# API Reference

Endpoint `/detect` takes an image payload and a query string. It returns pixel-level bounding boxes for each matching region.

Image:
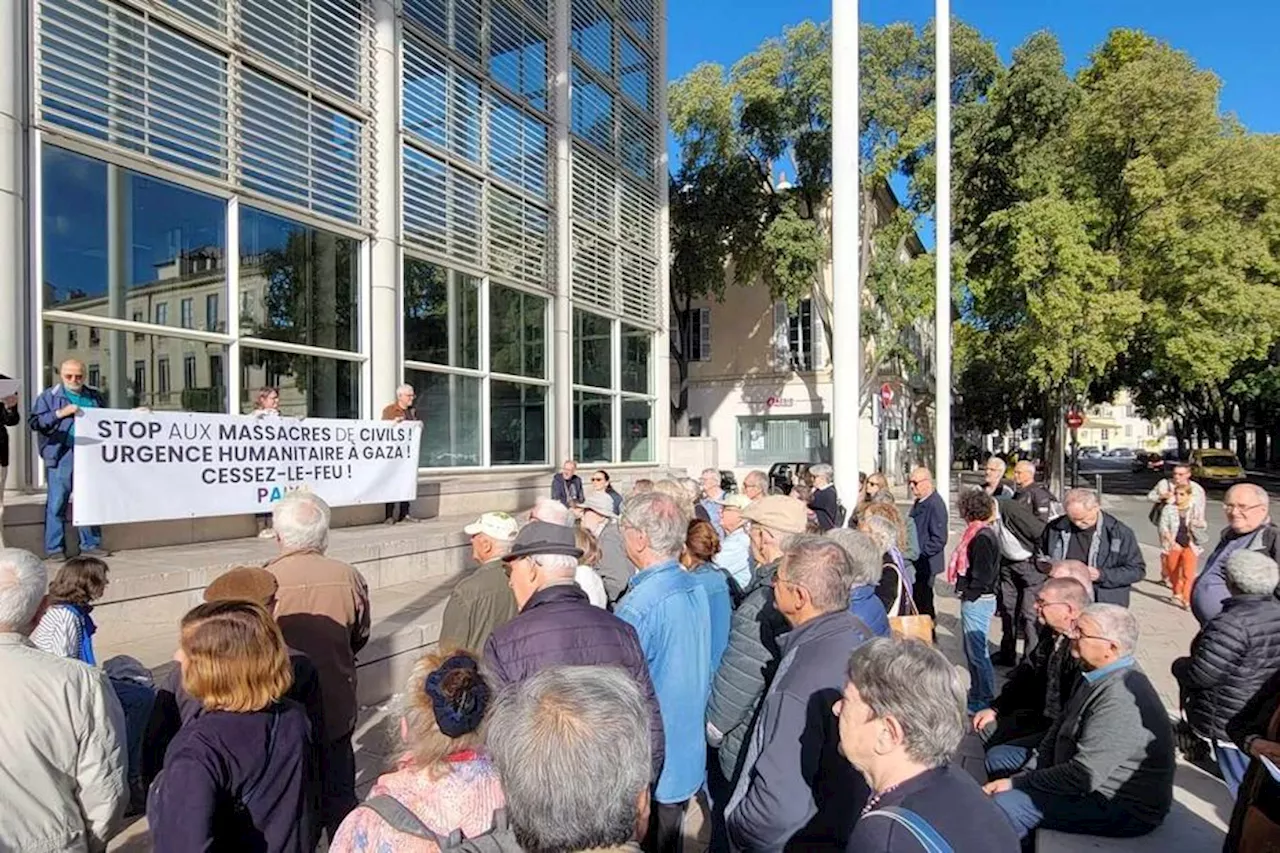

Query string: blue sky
[667,0,1280,135]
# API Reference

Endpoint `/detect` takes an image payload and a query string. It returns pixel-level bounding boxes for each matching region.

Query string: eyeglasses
[1034,598,1069,611]
[1072,629,1111,643]
[590,477,605,482]
[908,479,925,487]
[1223,503,1266,513]
[63,373,84,380]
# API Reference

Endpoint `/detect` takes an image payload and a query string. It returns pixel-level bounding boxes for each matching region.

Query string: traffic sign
[879,383,894,408]
[911,432,925,446]
[1066,410,1085,430]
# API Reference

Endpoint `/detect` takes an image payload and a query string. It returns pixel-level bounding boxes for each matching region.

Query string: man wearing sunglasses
[1191,483,1280,625]
[28,359,109,560]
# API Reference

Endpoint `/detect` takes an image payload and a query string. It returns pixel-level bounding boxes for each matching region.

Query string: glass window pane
[406,368,481,466]
[622,397,652,461]
[572,67,614,152]
[571,0,612,76]
[573,309,611,388]
[489,1,548,111]
[239,347,360,418]
[619,33,651,110]
[492,380,547,464]
[574,390,612,463]
[43,321,229,412]
[491,285,546,378]
[239,207,360,352]
[404,258,480,368]
[621,324,649,394]
[42,146,228,331]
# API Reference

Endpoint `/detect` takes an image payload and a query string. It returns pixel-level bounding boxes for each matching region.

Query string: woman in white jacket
[0,547,128,852]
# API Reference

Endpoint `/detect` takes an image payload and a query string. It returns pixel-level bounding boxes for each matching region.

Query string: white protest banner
[72,408,423,525]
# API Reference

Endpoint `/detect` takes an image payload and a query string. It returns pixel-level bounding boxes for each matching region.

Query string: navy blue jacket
[149,701,315,853]
[1191,523,1280,625]
[482,583,665,778]
[28,383,106,468]
[910,492,948,578]
[551,474,584,507]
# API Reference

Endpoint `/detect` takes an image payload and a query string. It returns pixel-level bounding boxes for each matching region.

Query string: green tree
[668,19,1000,431]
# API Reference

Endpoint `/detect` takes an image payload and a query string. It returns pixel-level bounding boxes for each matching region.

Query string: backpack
[360,795,522,852]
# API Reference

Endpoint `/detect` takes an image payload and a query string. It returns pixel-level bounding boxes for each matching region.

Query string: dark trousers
[320,733,358,839]
[998,561,1046,661]
[912,562,938,621]
[979,709,1050,752]
[384,501,410,521]
[643,796,688,853]
[705,748,732,853]
[993,785,1157,847]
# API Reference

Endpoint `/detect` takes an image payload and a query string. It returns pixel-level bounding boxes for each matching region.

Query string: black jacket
[990,626,1082,722]
[996,497,1046,557]
[809,486,839,532]
[1173,594,1280,742]
[956,527,1001,601]
[1041,512,1146,606]
[0,374,19,468]
[482,583,664,778]
[1016,482,1062,523]
[551,474,584,507]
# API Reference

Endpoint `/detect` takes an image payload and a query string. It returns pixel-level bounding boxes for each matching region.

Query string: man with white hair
[985,603,1174,843]
[983,456,1014,499]
[29,358,110,559]
[1041,489,1145,606]
[1174,550,1280,796]
[483,520,664,779]
[265,490,371,840]
[700,468,727,537]
[742,469,768,502]
[0,548,128,851]
[552,459,584,508]
[577,491,636,604]
[715,493,754,591]
[724,537,873,850]
[487,666,654,853]
[439,510,520,651]
[1192,482,1280,625]
[380,383,420,524]
[807,463,840,531]
[616,492,712,853]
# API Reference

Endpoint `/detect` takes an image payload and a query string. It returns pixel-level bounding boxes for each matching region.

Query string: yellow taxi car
[1189,448,1247,485]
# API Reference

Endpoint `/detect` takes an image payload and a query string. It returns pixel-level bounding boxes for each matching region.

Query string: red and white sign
[1066,410,1085,430]
[879,383,894,408]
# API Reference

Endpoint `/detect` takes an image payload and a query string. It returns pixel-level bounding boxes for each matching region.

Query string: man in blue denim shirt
[616,491,712,853]
[28,359,108,560]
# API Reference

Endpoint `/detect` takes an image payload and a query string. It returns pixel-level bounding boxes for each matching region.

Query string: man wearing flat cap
[482,520,665,780]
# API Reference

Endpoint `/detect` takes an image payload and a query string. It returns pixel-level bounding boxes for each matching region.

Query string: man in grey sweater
[983,603,1174,843]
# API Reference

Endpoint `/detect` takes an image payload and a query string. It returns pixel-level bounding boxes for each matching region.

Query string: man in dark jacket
[1012,461,1062,523]
[1040,489,1146,606]
[908,467,948,622]
[1191,483,1280,625]
[483,520,664,779]
[28,359,108,560]
[0,375,19,547]
[985,604,1174,842]
[807,464,840,531]
[724,536,872,851]
[707,496,810,784]
[1173,550,1280,797]
[994,497,1048,663]
[975,578,1088,758]
[551,459,585,508]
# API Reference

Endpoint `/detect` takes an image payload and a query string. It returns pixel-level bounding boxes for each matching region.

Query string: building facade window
[788,299,813,372]
[157,357,170,402]
[87,363,100,387]
[572,308,655,463]
[206,294,220,332]
[736,415,831,467]
[180,298,194,329]
[679,307,710,362]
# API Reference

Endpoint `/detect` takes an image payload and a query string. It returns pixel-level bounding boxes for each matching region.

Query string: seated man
[973,578,1088,756]
[984,604,1175,843]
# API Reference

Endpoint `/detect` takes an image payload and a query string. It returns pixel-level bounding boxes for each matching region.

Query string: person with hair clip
[149,600,315,852]
[330,650,505,852]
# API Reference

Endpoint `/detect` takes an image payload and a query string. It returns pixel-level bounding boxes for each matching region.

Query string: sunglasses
[591,477,605,482]
[908,479,924,486]
[63,373,84,380]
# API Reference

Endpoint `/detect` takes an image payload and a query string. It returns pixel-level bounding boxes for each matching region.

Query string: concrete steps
[91,513,481,706]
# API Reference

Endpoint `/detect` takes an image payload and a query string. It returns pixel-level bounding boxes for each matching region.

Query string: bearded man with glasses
[28,359,110,561]
[1192,483,1280,625]
[973,576,1089,760]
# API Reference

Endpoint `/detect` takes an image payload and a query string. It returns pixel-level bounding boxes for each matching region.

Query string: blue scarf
[64,603,97,665]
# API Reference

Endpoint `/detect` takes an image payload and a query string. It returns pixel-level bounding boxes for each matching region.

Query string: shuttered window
[571,66,614,154]
[571,227,616,313]
[489,0,548,111]
[571,144,615,234]
[619,249,656,324]
[570,0,612,77]
[490,97,548,198]
[619,32,651,111]
[238,0,366,101]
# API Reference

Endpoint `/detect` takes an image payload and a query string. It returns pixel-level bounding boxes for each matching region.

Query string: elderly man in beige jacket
[264,490,371,842]
[0,547,127,852]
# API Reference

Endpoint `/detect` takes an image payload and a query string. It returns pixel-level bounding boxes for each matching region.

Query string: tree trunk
[1045,389,1065,497]
[669,292,692,437]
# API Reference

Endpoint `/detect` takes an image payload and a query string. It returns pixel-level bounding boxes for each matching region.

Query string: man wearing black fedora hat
[482,520,665,779]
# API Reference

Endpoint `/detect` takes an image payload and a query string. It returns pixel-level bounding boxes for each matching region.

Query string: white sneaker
[258,527,276,539]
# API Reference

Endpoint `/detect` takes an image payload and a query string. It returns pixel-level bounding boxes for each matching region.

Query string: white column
[934,2,952,500]
[0,0,28,489]
[552,0,573,465]
[370,0,402,416]
[830,0,860,493]
[653,0,671,467]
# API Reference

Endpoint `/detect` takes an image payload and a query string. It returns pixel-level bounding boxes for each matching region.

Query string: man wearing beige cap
[579,490,635,605]
[439,511,521,652]
[716,493,754,591]
[706,496,810,805]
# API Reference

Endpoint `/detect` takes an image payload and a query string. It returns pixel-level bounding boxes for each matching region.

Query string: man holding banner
[0,374,20,547]
[29,359,108,560]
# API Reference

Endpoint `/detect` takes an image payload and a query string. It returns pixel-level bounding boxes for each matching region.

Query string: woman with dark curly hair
[949,489,1001,714]
[30,556,110,662]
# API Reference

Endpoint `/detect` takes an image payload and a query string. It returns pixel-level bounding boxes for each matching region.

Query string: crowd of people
[2,442,1280,853]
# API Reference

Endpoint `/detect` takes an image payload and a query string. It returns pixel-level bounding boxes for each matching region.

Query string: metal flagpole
[934,1,952,503]
[831,0,861,498]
